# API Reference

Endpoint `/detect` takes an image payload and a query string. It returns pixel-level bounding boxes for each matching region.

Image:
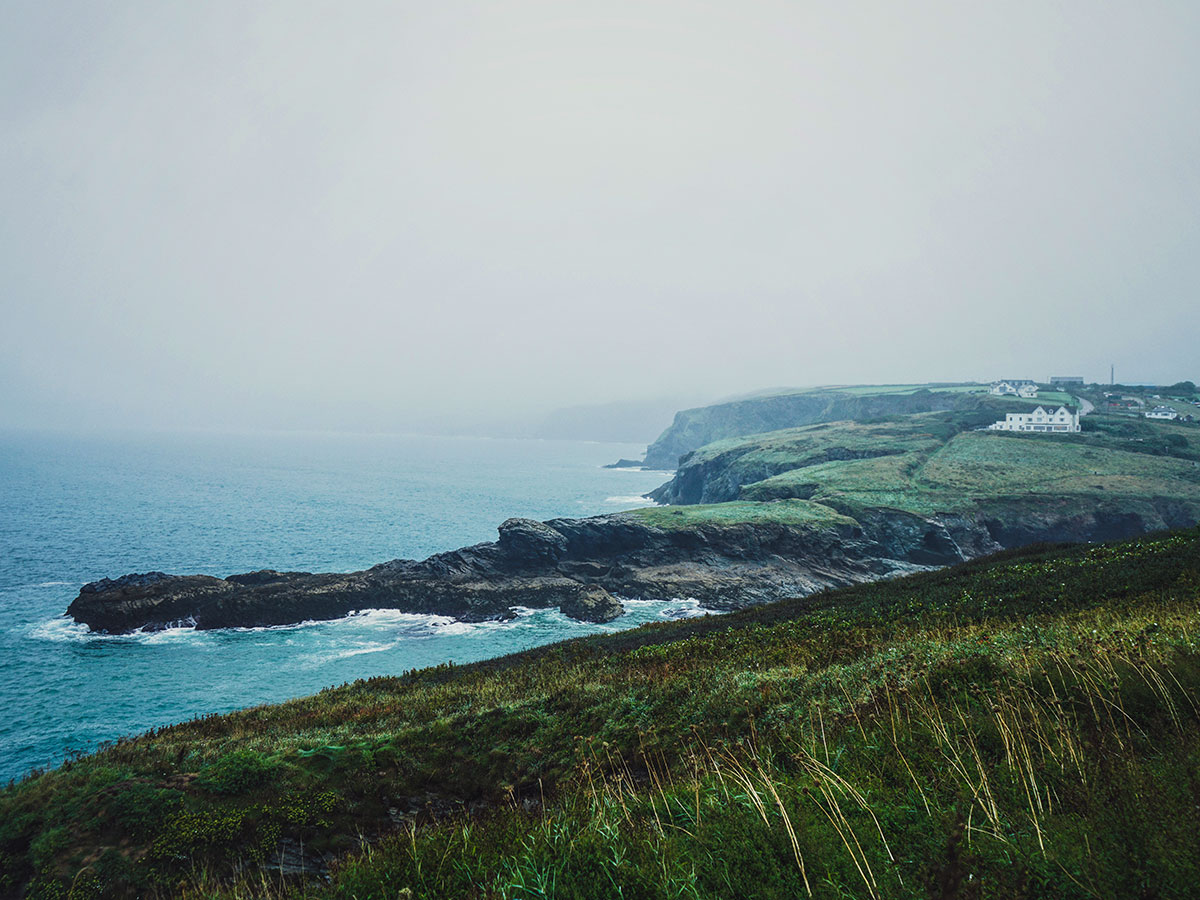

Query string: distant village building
[1103,392,1145,410]
[988,406,1081,433]
[989,380,1038,398]
[1050,376,1085,386]
[1145,406,1179,420]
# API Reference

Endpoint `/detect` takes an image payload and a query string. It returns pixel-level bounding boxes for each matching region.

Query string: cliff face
[642,389,990,469]
[651,445,904,505]
[66,399,1200,636]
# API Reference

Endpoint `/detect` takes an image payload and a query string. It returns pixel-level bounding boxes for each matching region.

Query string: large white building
[988,406,1080,433]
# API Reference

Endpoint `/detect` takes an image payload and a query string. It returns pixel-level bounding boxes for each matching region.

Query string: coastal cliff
[66,492,1197,635]
[66,508,940,633]
[67,394,1200,635]
[641,386,997,469]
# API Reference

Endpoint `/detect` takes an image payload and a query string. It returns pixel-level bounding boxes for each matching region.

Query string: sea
[0,429,685,784]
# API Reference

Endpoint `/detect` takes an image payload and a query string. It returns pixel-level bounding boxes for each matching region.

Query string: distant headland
[67,381,1200,634]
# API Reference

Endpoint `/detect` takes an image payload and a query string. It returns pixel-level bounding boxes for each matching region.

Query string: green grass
[743,431,1200,518]
[1031,389,1075,406]
[743,454,964,515]
[4,529,1200,898]
[675,411,1200,524]
[920,432,1200,499]
[680,420,944,468]
[821,383,985,396]
[627,499,857,530]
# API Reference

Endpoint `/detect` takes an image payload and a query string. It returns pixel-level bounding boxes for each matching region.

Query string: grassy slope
[627,499,857,530]
[641,385,1000,468]
[670,414,1200,526]
[678,420,945,471]
[746,429,1200,514]
[4,529,1200,898]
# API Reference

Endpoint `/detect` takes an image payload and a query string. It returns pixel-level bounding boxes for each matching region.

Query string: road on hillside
[1079,397,1095,416]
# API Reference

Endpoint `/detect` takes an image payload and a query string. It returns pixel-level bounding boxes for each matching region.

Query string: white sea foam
[138,625,210,646]
[303,641,401,665]
[604,495,656,505]
[340,609,457,632]
[34,581,78,588]
[25,599,715,654]
[620,597,722,620]
[223,609,456,635]
[27,616,207,645]
[28,617,95,643]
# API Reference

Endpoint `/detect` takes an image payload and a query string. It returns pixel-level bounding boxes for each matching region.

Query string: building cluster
[1103,392,1144,410]
[987,406,1081,433]
[989,380,1038,398]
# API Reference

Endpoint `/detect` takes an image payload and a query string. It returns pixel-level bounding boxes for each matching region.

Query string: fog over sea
[0,430,688,783]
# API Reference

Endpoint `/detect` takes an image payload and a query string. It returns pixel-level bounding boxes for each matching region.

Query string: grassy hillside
[4,528,1200,898]
[747,429,1200,511]
[652,410,1200,531]
[627,499,857,531]
[640,385,1001,469]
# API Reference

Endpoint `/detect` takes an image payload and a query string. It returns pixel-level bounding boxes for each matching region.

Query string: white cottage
[1145,406,1179,420]
[987,406,1080,433]
[989,380,1039,398]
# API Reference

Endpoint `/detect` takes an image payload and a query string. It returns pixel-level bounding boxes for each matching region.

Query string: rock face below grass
[66,510,935,633]
[66,487,1196,634]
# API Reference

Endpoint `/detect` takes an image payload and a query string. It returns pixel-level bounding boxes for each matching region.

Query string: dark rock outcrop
[66,509,949,634]
[603,459,645,469]
[497,518,568,563]
[650,446,907,505]
[66,493,1199,635]
[558,584,623,623]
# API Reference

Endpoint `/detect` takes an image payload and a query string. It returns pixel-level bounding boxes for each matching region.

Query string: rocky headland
[67,512,933,633]
[65,496,1191,634]
[67,387,1200,635]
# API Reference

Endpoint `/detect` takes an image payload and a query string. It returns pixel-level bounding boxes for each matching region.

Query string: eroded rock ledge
[65,509,945,633]
[65,497,1185,634]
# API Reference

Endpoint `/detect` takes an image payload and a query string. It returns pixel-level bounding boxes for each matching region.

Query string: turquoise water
[0,430,679,783]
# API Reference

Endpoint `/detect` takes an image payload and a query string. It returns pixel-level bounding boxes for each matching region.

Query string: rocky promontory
[68,488,1196,635]
[68,390,1200,636]
[66,508,984,634]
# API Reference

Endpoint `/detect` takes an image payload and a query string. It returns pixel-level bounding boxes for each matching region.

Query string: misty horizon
[3,2,1198,435]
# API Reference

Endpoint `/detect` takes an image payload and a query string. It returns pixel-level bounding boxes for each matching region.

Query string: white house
[1145,406,1179,420]
[988,406,1080,433]
[989,380,1039,398]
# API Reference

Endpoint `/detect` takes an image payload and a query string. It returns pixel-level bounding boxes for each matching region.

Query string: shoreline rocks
[65,497,1193,635]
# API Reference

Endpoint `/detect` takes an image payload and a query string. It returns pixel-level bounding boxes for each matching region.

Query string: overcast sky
[2,1,1198,433]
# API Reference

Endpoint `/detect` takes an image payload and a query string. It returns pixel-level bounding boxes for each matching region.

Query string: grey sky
[2,1,1198,433]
